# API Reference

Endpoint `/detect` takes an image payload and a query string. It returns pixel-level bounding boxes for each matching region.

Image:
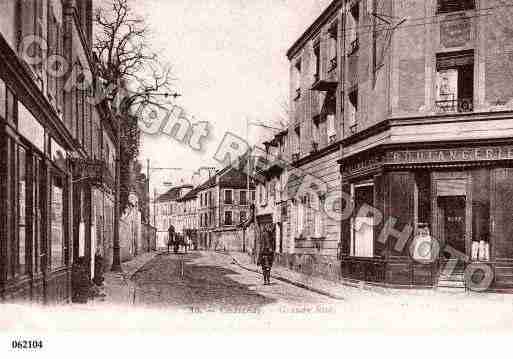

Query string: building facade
[0,0,116,303]
[154,184,192,248]
[196,166,255,252]
[273,1,344,267]
[337,0,513,290]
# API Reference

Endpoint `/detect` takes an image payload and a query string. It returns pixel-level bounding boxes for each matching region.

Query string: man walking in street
[257,247,274,285]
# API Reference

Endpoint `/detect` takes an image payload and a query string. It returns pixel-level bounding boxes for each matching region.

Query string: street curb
[225,254,345,301]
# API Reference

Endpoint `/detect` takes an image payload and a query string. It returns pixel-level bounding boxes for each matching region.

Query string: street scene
[2,0,513,340]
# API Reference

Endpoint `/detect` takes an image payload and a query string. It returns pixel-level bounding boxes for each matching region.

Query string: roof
[178,186,200,201]
[156,185,193,203]
[286,0,342,60]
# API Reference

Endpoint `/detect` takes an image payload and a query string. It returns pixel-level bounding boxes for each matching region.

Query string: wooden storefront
[0,36,74,303]
[339,141,513,290]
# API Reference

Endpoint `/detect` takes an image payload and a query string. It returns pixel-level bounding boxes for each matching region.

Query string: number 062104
[11,340,43,350]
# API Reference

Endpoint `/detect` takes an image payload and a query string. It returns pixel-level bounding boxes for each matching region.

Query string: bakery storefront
[339,142,513,291]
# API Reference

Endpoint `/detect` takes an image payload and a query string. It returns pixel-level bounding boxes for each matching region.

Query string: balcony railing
[435,98,473,113]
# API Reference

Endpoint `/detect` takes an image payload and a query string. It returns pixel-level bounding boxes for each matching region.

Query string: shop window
[224,189,232,204]
[50,175,65,270]
[436,51,474,113]
[224,211,232,226]
[471,169,490,260]
[351,184,374,258]
[312,195,324,238]
[17,147,28,276]
[437,0,474,14]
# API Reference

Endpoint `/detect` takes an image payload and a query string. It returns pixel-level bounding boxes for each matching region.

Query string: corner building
[338,0,513,290]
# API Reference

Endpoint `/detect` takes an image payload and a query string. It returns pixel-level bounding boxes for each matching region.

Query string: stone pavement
[92,250,161,305]
[226,251,385,300]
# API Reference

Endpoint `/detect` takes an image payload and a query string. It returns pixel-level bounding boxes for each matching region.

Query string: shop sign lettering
[389,146,513,164]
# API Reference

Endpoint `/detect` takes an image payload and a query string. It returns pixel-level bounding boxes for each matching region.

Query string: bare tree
[93,0,176,114]
[93,0,177,271]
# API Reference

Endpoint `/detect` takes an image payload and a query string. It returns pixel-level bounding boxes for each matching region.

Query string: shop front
[0,80,72,304]
[339,142,513,291]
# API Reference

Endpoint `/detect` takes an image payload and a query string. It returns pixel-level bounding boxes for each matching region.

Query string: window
[51,175,65,269]
[296,196,307,236]
[7,86,17,126]
[224,189,233,204]
[224,211,232,226]
[293,59,302,100]
[436,51,474,113]
[0,78,5,122]
[313,42,321,82]
[251,190,256,202]
[17,146,28,276]
[351,184,374,258]
[327,114,336,143]
[313,118,320,149]
[348,3,360,55]
[240,211,247,224]
[328,22,338,70]
[240,190,247,205]
[311,195,324,238]
[348,89,358,132]
[437,0,474,13]
[293,126,300,160]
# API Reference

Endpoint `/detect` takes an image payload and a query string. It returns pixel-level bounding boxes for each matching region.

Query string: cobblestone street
[130,251,337,311]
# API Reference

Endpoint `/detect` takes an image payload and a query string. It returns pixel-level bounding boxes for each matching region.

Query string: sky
[127,0,332,194]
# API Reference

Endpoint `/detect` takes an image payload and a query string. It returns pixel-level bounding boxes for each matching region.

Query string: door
[439,196,466,259]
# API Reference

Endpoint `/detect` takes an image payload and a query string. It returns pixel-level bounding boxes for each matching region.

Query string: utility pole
[111,113,122,272]
[146,159,150,224]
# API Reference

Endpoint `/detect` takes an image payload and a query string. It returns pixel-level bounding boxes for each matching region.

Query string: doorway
[432,173,471,263]
[438,196,466,259]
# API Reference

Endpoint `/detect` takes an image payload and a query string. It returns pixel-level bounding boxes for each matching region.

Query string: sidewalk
[92,251,160,305]
[226,251,387,300]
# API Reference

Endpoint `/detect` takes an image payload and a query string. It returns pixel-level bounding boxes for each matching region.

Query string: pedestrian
[167,224,175,254]
[257,247,274,285]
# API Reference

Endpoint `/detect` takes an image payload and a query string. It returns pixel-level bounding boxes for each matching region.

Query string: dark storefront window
[51,175,65,269]
[415,171,432,227]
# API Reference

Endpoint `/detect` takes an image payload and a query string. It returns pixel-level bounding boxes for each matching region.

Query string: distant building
[196,166,255,251]
[154,185,192,248]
